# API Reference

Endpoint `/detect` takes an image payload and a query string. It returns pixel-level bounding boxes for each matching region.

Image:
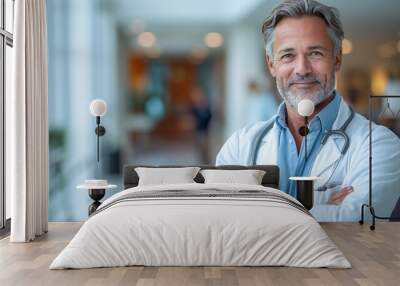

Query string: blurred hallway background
[46,0,400,221]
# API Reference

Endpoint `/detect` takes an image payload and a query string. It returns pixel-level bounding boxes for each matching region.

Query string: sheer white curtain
[7,0,49,242]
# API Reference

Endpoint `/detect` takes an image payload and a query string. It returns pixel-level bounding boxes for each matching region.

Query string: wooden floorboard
[0,222,399,286]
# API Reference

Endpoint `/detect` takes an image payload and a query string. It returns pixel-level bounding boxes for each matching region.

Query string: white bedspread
[50,183,351,269]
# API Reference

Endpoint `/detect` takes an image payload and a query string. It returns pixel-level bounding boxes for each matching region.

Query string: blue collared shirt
[276,93,341,198]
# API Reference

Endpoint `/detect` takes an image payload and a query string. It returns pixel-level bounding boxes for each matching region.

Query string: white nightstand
[77,181,117,216]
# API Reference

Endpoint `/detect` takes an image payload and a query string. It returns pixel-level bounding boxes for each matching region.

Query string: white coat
[216,96,400,221]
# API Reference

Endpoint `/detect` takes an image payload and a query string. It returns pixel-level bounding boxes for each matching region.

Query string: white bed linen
[135,167,200,186]
[50,183,351,269]
[200,169,266,185]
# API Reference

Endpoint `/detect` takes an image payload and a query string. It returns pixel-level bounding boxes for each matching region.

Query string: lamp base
[296,180,313,210]
[289,177,318,211]
[88,189,105,216]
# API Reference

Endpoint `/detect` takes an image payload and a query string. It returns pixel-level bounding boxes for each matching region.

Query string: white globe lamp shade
[90,99,107,117]
[297,99,315,117]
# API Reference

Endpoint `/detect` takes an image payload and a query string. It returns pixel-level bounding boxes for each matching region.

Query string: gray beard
[276,75,336,108]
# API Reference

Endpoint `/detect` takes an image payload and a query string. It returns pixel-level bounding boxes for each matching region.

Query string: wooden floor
[0,222,399,286]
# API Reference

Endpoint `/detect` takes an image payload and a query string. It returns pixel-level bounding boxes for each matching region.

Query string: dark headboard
[123,165,279,190]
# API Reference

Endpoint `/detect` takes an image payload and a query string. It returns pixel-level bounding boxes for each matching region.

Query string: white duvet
[50,183,351,269]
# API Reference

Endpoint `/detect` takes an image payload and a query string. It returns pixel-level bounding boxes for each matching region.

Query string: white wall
[224,23,267,138]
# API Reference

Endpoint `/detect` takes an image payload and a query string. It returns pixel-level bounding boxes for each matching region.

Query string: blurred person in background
[190,85,212,163]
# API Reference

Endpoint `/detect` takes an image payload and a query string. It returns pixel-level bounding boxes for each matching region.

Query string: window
[0,0,14,232]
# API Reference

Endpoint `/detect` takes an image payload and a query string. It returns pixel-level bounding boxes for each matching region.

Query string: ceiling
[106,0,400,60]
[111,0,263,26]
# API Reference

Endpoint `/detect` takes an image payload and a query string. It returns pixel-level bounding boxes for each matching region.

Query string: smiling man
[216,0,400,221]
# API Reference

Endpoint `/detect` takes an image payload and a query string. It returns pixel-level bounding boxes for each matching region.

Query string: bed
[50,165,350,269]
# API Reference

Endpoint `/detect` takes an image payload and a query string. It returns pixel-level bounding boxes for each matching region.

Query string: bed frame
[123,165,279,190]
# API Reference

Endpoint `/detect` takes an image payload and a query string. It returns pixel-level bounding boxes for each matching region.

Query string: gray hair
[262,0,344,57]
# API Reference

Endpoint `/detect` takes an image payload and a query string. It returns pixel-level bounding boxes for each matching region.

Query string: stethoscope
[251,106,355,191]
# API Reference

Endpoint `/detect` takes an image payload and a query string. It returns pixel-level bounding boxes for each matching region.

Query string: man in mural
[216,0,400,221]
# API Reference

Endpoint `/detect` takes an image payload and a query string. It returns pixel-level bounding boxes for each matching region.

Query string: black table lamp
[297,99,314,161]
[291,99,317,210]
[89,99,107,162]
